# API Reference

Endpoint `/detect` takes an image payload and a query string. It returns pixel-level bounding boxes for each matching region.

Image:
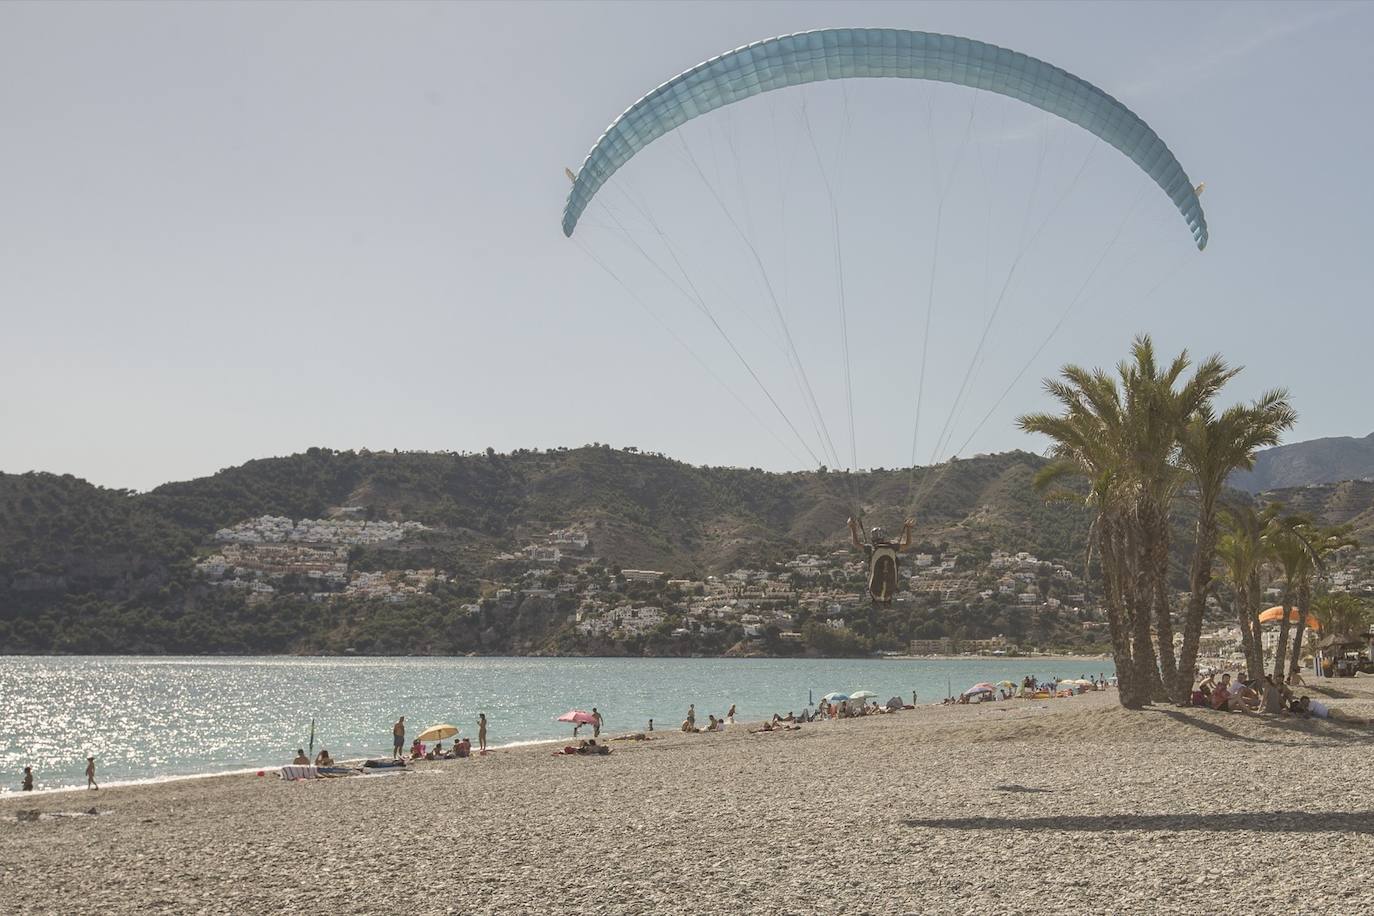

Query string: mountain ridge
[1232,431,1374,493]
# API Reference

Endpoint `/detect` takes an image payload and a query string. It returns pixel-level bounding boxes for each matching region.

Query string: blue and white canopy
[562,28,1207,249]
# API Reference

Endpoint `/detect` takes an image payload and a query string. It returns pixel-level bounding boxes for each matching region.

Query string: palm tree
[1215,504,1274,680]
[1310,592,1372,644]
[1173,392,1295,701]
[1287,524,1358,676]
[1110,336,1235,700]
[1264,514,1317,681]
[1019,365,1155,708]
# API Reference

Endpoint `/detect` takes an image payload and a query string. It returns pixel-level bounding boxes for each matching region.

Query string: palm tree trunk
[1151,519,1178,700]
[1244,573,1265,680]
[1128,521,1166,703]
[1272,584,1294,681]
[1099,515,1142,708]
[1289,578,1311,676]
[1176,508,1217,703]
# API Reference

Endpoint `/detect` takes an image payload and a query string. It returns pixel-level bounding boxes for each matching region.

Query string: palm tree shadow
[901,811,1374,834]
[1148,707,1371,747]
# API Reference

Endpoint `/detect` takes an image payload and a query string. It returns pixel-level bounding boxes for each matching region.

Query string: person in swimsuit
[85,756,98,790]
[478,713,488,753]
[392,716,406,759]
[848,517,914,604]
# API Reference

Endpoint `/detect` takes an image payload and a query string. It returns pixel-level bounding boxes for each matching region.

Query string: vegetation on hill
[0,446,1106,655]
[3,436,1368,659]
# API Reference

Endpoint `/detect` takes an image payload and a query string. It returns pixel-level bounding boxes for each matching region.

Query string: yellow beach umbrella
[415,723,459,743]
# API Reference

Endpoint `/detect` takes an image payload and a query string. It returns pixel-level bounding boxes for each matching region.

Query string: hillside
[0,447,1104,655]
[1257,478,1374,544]
[1231,432,1374,492]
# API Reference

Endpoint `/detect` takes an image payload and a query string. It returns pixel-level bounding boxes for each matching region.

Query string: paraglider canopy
[1258,606,1320,630]
[562,28,1208,248]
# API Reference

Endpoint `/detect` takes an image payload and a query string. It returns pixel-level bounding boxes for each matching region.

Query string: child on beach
[85,756,98,790]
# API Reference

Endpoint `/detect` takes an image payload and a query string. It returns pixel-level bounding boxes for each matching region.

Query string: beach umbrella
[996,680,1017,689]
[962,685,995,697]
[971,682,996,691]
[821,692,850,703]
[848,690,878,701]
[556,710,597,725]
[415,723,459,743]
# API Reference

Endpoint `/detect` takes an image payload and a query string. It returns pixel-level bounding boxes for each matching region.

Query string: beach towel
[278,765,318,781]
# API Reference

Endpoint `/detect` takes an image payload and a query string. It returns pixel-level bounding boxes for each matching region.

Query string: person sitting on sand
[457,738,471,758]
[1210,675,1233,711]
[1231,680,1261,712]
[410,739,424,760]
[726,704,736,723]
[576,739,610,756]
[1191,682,1212,708]
[1261,679,1284,715]
[293,749,310,765]
[314,749,334,767]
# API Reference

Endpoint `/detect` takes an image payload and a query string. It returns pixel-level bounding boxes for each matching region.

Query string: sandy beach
[4,679,1373,915]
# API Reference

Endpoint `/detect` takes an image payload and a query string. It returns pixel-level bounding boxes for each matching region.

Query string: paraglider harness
[850,513,909,605]
[867,542,899,603]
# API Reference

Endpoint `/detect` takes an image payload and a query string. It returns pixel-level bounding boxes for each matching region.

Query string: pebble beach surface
[4,679,1373,915]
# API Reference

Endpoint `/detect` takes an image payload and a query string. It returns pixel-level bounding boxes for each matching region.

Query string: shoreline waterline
[3,654,1115,792]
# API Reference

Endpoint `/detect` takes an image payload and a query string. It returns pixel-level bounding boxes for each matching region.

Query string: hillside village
[192,510,1374,658]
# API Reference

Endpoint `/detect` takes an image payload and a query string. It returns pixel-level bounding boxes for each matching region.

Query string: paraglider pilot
[848,516,914,604]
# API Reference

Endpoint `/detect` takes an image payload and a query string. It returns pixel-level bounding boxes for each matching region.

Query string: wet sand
[4,679,1373,914]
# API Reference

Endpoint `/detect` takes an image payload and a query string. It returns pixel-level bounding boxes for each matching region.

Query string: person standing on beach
[686,704,696,729]
[725,704,735,723]
[85,756,98,790]
[22,766,33,791]
[591,707,603,738]
[392,716,406,759]
[478,713,488,753]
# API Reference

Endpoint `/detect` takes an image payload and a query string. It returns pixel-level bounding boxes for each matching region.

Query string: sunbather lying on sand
[750,721,800,733]
[554,740,613,756]
[1297,695,1369,724]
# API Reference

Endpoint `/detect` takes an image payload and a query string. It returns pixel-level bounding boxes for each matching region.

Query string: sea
[0,655,1114,793]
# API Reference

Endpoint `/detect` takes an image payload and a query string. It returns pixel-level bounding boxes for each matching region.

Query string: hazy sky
[4,1,1371,490]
